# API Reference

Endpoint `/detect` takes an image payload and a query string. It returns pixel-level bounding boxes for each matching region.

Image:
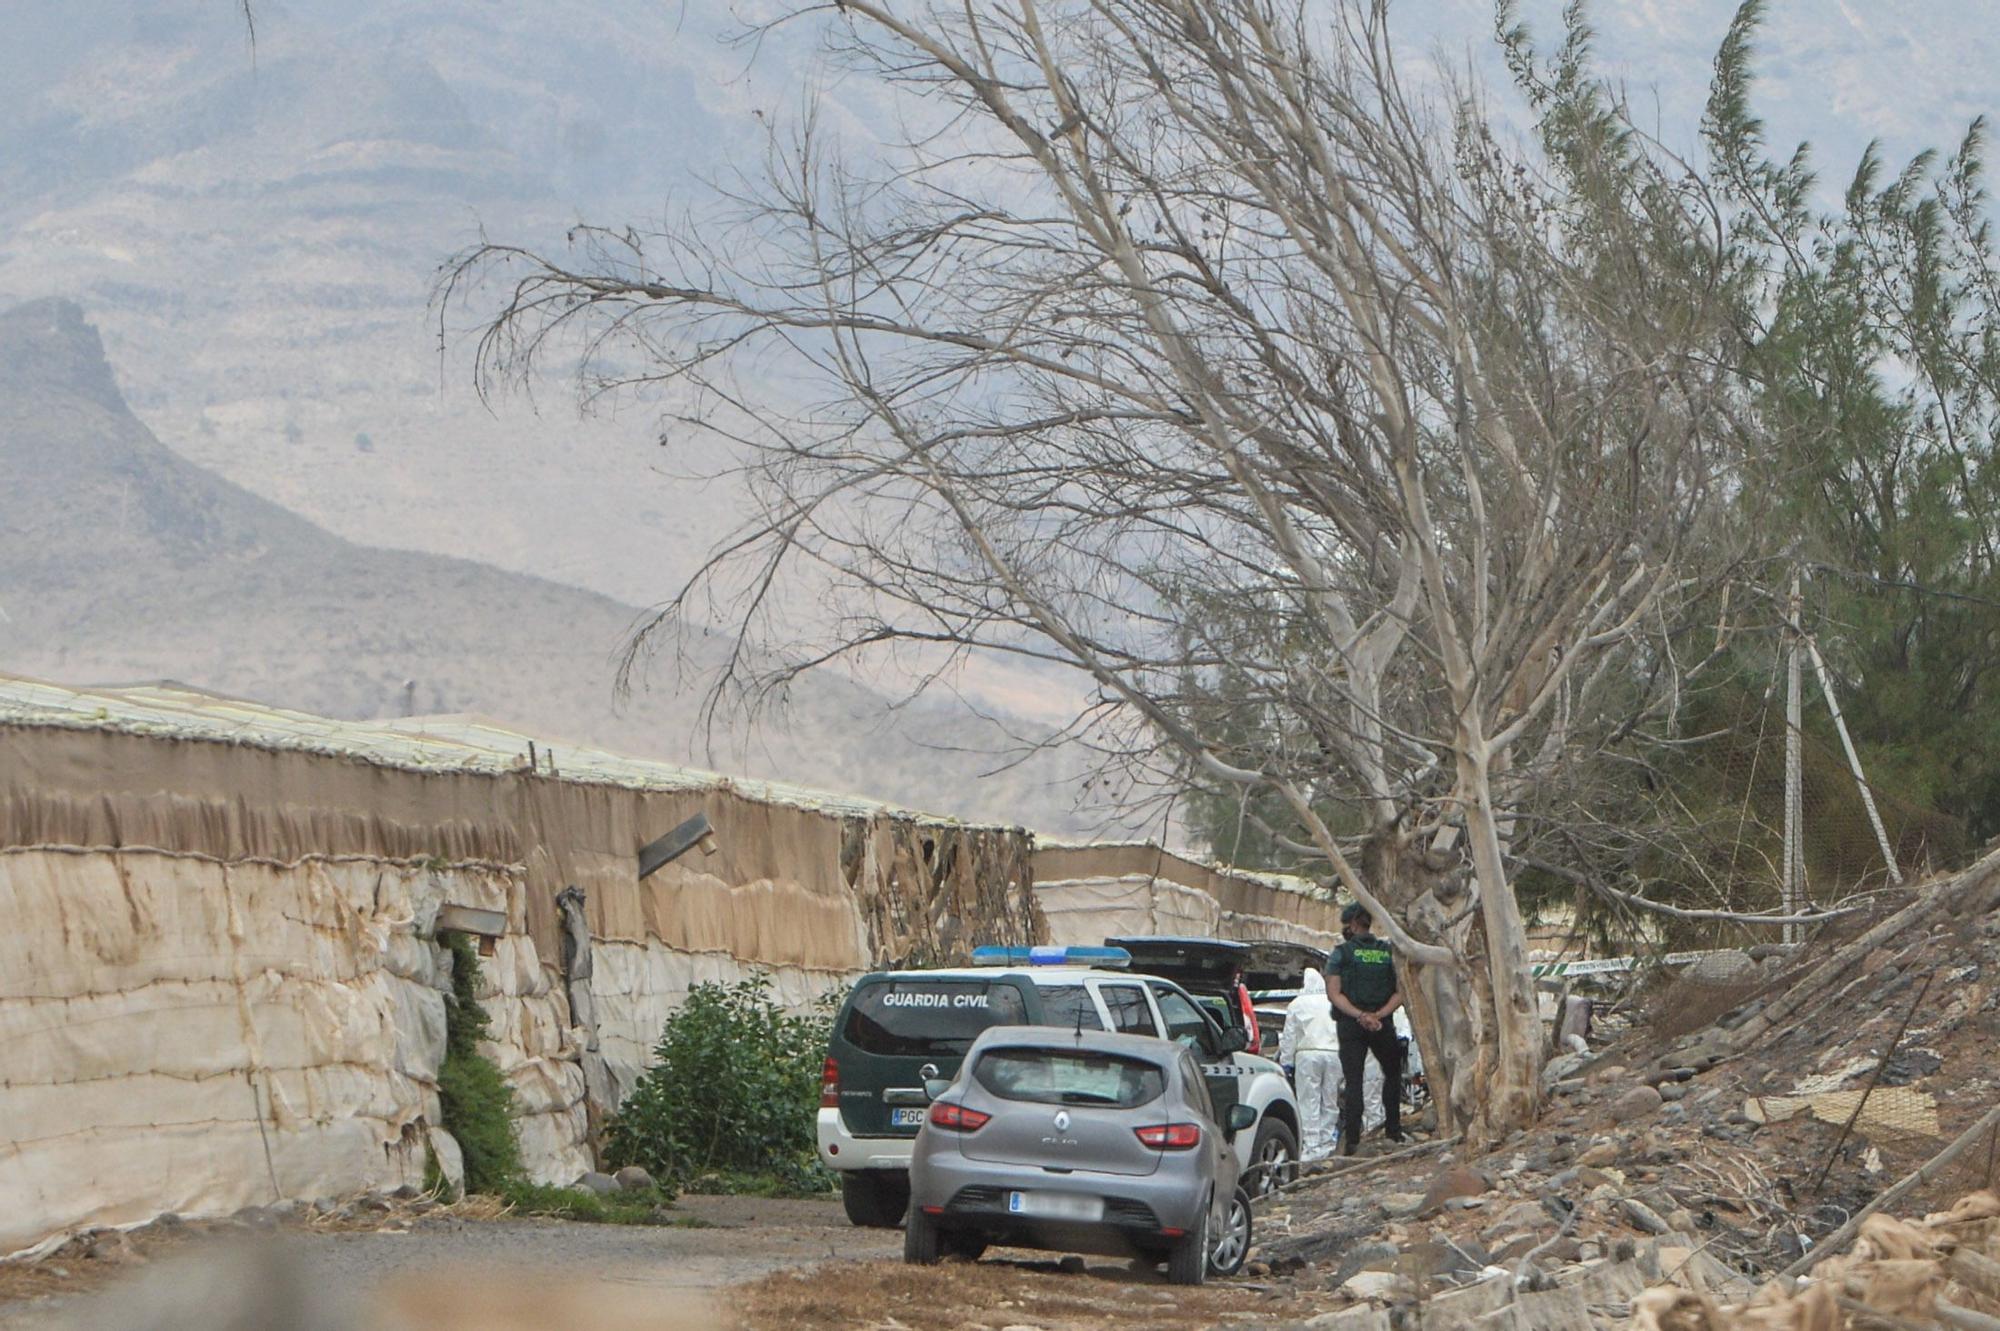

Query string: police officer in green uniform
[1327,901,1404,1155]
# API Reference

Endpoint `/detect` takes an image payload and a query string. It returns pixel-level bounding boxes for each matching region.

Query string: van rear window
[842,980,1027,1057]
[1034,984,1106,1032]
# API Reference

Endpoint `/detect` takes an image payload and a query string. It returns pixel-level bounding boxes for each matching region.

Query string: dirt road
[0,1195,901,1331]
[0,1193,1312,1331]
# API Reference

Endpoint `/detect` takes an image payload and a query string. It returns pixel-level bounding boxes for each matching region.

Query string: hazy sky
[6,2,1994,226]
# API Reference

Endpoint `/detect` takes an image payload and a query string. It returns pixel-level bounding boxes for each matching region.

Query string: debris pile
[1244,850,2000,1329]
[1634,1190,2000,1330]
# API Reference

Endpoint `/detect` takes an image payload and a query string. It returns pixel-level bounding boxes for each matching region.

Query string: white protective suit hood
[1280,967,1338,1060]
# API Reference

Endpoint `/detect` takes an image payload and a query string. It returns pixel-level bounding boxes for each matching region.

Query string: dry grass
[380,1273,719,1329]
[734,1258,1309,1330]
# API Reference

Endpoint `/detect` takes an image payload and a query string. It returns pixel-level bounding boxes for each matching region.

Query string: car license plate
[890,1108,926,1127]
[1007,1191,1104,1222]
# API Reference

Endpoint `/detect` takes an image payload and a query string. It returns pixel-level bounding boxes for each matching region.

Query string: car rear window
[972,1048,1166,1107]
[841,979,1028,1057]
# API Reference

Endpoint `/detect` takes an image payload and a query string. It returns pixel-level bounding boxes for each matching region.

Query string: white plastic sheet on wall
[0,850,590,1259]
[1036,873,1340,952]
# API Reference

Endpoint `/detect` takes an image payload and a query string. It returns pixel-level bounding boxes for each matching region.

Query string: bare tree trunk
[1460,749,1545,1139]
[1401,887,1482,1139]
[1364,832,1462,1137]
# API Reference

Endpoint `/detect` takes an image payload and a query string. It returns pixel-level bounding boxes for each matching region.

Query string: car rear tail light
[1135,1122,1202,1150]
[928,1101,992,1132]
[820,1057,839,1109]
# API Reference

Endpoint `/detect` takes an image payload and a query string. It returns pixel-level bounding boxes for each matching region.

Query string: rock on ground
[1610,1085,1663,1123]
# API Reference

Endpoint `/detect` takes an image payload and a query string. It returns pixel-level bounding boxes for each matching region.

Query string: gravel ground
[0,1195,902,1331]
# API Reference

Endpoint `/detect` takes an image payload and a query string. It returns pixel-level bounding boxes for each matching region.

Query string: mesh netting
[1941,1116,2000,1198]
[1666,689,1965,904]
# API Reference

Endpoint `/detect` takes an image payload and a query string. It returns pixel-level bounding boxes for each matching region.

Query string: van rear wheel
[842,1172,910,1228]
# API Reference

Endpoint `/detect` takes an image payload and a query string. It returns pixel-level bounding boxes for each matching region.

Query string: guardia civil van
[817,945,1302,1227]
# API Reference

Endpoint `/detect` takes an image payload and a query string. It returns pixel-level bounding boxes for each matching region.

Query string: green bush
[437,933,523,1194]
[605,977,833,1194]
[497,1180,704,1226]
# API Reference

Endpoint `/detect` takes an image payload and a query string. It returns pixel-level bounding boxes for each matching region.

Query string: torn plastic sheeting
[584,938,849,1096]
[1036,873,1339,951]
[0,674,925,822]
[1630,1192,2000,1330]
[1,719,1032,981]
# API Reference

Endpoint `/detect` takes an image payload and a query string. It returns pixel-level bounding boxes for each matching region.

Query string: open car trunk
[1105,937,1326,996]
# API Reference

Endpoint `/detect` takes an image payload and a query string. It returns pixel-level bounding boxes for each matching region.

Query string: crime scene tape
[1527,947,1765,978]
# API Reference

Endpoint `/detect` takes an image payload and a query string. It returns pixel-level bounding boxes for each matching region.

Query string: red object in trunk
[1236,981,1260,1048]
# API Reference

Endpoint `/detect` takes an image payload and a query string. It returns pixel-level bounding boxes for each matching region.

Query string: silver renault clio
[904,1026,1255,1285]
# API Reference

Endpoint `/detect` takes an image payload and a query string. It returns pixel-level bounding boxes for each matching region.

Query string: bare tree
[442,0,1740,1140]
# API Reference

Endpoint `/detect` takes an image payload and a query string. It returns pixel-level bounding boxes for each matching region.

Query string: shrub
[437,932,523,1194]
[497,1180,702,1226]
[605,977,833,1193]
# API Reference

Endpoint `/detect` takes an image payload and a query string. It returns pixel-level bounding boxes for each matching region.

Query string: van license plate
[1007,1191,1104,1221]
[890,1108,926,1126]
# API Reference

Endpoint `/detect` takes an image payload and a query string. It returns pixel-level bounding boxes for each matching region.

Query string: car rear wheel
[1249,1118,1298,1198]
[1166,1200,1210,1286]
[943,1231,988,1262]
[903,1209,941,1265]
[1208,1186,1253,1277]
[842,1172,910,1228]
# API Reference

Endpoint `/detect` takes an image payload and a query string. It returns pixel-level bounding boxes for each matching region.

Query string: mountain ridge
[0,297,1092,831]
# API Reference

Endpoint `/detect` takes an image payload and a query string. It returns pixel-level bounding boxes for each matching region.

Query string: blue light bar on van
[971,945,1132,968]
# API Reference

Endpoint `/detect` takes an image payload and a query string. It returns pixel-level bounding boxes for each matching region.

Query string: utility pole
[1804,636,1904,887]
[1776,566,1904,947]
[1783,568,1805,946]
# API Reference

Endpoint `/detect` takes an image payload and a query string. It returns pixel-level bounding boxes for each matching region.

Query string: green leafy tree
[1705,0,2000,847]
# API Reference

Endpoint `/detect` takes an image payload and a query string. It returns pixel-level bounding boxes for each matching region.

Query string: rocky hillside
[0,298,1092,830]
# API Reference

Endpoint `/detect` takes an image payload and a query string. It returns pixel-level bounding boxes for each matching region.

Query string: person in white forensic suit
[1358,1007,1422,1133]
[1278,968,1342,1161]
